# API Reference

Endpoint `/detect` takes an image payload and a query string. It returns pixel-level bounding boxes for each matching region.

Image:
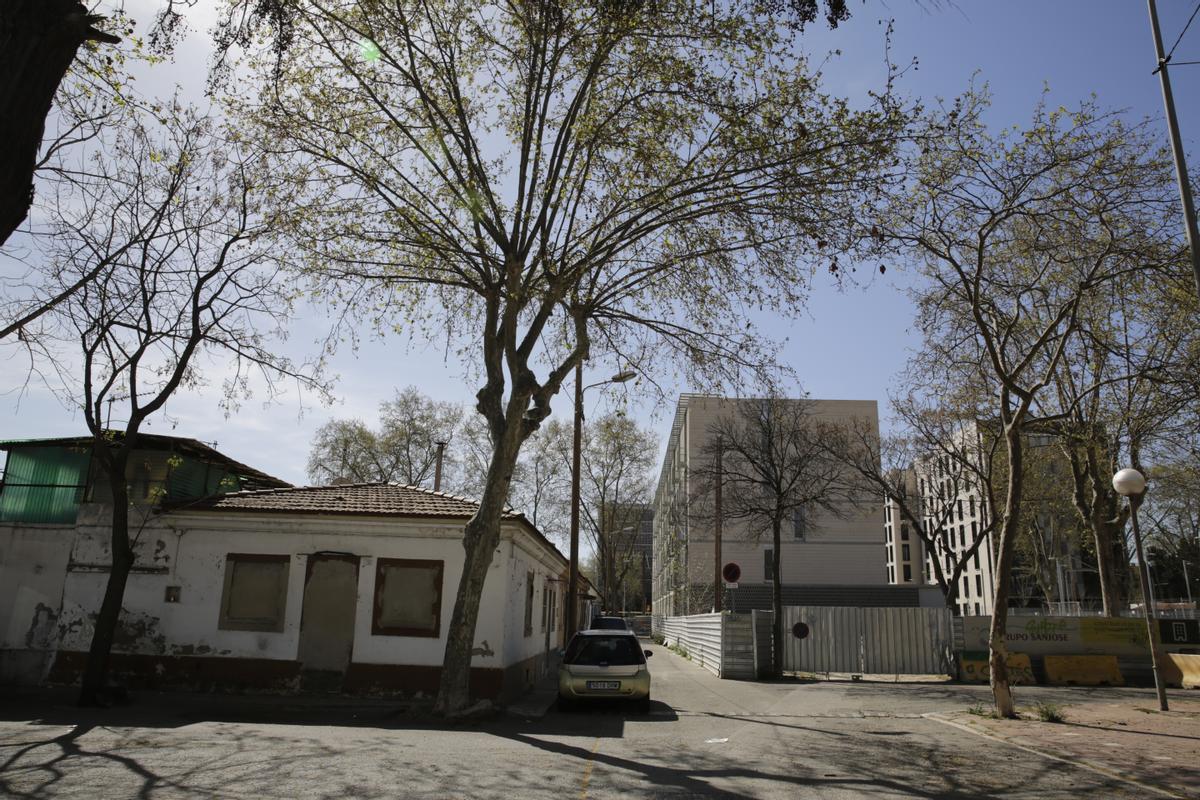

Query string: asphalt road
[0,643,1174,799]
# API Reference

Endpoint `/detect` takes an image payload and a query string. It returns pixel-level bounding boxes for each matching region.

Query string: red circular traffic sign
[721,562,741,583]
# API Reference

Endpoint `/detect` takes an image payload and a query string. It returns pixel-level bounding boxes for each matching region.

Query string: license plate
[586,680,620,690]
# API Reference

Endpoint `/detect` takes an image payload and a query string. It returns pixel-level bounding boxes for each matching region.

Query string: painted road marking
[578,737,601,800]
[705,738,729,744]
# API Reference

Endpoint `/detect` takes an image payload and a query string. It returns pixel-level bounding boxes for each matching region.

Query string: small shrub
[1034,701,1066,723]
[967,702,991,718]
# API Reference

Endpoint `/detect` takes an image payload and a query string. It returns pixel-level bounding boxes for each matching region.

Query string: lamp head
[1112,468,1147,497]
[610,370,637,384]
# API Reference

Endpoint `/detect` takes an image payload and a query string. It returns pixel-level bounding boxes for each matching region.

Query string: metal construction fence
[652,612,756,678]
[780,606,956,677]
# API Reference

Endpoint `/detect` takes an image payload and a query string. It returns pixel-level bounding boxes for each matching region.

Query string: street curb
[921,712,1185,799]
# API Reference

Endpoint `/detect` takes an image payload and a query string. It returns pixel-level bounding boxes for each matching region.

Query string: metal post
[566,361,584,640]
[1184,557,1194,604]
[1130,492,1169,711]
[1147,0,1200,298]
[714,437,723,613]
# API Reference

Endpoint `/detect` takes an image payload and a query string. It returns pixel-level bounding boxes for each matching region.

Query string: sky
[1,0,1198,495]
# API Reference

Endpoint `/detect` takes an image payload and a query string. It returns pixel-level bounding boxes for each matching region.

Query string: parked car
[558,630,653,711]
[589,615,630,631]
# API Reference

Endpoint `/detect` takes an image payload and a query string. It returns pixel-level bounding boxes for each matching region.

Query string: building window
[218,554,290,633]
[902,544,911,561]
[764,549,774,582]
[901,523,909,541]
[973,551,980,570]
[974,602,981,615]
[373,558,444,638]
[976,574,983,596]
[549,588,557,632]
[969,496,976,517]
[903,564,912,583]
[959,525,966,548]
[524,571,535,637]
[957,499,963,521]
[888,566,894,583]
[541,579,549,632]
[792,506,807,540]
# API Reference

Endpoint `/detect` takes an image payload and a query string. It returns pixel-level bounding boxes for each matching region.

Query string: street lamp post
[1113,467,1169,711]
[566,366,636,640]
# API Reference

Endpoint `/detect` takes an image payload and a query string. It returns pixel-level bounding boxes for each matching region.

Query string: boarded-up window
[373,558,443,637]
[218,554,290,632]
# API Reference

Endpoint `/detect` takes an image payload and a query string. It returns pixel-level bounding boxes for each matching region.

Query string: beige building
[651,395,887,615]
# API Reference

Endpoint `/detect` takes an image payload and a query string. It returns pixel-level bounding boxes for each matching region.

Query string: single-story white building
[0,435,571,701]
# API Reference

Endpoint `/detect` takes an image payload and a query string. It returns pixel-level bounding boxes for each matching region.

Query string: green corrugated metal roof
[0,433,290,490]
[0,446,89,523]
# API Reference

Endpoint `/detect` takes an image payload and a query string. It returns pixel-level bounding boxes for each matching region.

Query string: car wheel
[556,695,574,712]
[637,695,651,714]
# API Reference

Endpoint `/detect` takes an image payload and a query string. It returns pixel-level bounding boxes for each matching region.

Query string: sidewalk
[932,694,1200,799]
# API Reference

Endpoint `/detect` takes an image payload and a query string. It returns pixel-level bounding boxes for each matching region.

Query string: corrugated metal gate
[781,606,955,676]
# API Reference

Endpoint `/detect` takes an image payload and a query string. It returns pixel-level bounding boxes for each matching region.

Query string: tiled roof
[166,482,520,519]
[164,482,567,567]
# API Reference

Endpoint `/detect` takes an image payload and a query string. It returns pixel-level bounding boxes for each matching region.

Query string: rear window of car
[590,617,628,630]
[564,635,645,666]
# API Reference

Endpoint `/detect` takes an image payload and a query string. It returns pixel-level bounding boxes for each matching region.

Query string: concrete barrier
[1044,654,1124,686]
[1163,653,1200,689]
[959,651,1035,685]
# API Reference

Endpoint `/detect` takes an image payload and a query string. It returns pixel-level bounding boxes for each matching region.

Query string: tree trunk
[78,473,131,706]
[988,420,1024,718]
[1092,516,1128,616]
[770,517,783,677]
[0,0,118,248]
[434,430,521,715]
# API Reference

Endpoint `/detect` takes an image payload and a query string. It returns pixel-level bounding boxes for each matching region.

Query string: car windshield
[590,617,627,630]
[564,635,645,666]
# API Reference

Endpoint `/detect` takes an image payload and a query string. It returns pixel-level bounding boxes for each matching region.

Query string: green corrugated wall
[0,447,90,523]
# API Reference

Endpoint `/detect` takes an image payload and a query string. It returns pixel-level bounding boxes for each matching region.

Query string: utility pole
[713,437,723,613]
[567,361,584,640]
[1148,0,1200,298]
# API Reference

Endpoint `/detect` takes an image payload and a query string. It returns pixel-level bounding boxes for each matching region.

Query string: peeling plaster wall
[2,508,568,685]
[0,524,73,683]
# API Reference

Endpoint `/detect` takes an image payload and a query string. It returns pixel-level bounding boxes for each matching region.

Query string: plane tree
[890,91,1182,716]
[226,0,911,713]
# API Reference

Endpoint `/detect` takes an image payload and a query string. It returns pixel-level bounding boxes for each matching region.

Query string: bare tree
[307,387,462,486]
[891,91,1180,716]
[824,401,1000,611]
[223,0,910,712]
[695,396,855,676]
[577,414,656,611]
[41,106,325,705]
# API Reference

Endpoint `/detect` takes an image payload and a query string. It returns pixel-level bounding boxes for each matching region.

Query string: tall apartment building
[883,470,925,586]
[910,422,1101,616]
[651,395,887,616]
[913,424,999,617]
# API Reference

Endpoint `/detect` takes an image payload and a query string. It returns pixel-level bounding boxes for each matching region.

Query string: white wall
[2,507,567,679]
[0,525,73,683]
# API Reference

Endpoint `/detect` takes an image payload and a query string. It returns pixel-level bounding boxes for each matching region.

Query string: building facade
[0,436,567,700]
[883,470,926,587]
[651,395,887,616]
